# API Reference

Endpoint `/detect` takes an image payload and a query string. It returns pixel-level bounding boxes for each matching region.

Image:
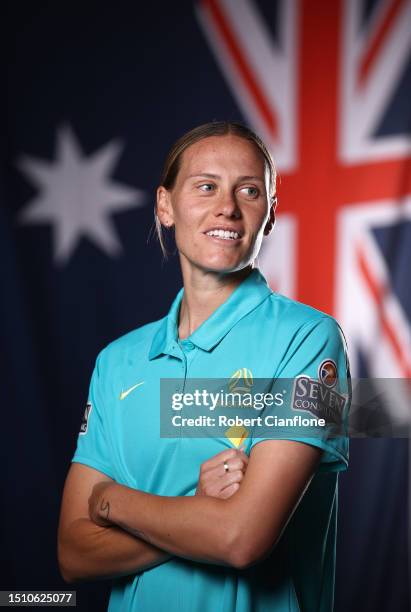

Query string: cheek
[173,200,205,235]
[173,208,204,251]
[246,205,269,234]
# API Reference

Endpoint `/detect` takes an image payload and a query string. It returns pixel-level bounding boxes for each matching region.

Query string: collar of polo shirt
[148,268,273,359]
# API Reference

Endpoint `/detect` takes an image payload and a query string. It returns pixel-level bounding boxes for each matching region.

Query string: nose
[214,189,241,219]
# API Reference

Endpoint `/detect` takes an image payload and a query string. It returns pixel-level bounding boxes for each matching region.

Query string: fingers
[196,445,250,499]
[221,455,247,477]
[200,446,249,476]
[199,469,243,499]
[219,482,240,499]
[221,469,243,487]
[221,446,249,476]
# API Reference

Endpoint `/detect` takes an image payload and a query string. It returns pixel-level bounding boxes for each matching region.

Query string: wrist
[104,485,147,539]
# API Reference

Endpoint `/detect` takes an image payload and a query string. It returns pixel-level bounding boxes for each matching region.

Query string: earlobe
[156,187,174,228]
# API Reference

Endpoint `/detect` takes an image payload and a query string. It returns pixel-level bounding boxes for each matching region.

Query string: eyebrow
[186,173,265,183]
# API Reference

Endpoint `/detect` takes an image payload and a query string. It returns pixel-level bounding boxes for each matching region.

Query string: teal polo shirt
[72,268,350,612]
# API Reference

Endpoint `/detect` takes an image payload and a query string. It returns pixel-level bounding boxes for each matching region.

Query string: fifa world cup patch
[80,402,92,435]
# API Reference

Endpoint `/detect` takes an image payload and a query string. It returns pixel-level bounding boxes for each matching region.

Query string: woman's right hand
[195,446,249,499]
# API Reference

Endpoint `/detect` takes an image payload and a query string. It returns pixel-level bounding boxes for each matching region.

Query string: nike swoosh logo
[119,381,144,400]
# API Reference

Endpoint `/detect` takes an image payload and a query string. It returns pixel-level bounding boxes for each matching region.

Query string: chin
[180,247,251,275]
[198,256,249,274]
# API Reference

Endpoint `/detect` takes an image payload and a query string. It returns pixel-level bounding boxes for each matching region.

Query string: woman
[58,121,350,611]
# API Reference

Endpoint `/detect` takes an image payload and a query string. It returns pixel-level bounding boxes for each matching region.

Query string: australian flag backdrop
[4,1,410,610]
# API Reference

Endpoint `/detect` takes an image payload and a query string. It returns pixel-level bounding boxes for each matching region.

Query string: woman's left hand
[88,480,115,527]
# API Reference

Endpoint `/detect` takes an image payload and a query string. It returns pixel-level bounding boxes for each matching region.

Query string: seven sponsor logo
[292,360,345,423]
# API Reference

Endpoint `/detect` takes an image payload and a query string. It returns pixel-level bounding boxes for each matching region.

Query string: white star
[17,124,146,263]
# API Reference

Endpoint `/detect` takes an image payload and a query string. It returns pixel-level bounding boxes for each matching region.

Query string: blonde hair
[154,121,277,257]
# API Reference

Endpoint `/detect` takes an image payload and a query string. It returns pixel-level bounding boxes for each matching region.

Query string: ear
[263,195,277,236]
[156,186,174,228]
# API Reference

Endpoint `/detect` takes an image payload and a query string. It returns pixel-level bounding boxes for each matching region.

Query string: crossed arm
[58,440,322,582]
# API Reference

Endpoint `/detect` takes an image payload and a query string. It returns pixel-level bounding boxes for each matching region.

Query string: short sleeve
[71,351,115,479]
[249,316,351,472]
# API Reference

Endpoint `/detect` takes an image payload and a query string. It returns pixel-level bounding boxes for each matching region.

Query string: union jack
[196,0,411,385]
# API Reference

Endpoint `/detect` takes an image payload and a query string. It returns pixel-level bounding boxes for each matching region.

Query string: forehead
[178,134,266,177]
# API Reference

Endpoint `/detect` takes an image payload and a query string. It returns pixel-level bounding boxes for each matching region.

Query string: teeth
[206,229,240,240]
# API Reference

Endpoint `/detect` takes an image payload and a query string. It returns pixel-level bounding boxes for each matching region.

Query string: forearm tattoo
[98,491,152,544]
[100,498,110,521]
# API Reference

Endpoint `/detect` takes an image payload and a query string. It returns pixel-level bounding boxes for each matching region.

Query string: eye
[198,183,215,192]
[239,186,259,198]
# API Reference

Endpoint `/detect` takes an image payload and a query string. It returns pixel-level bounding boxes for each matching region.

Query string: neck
[178,262,254,339]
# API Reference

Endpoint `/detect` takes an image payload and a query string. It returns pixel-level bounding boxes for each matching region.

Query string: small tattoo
[100,498,110,520]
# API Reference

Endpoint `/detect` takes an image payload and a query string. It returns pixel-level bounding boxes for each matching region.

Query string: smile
[205,229,241,240]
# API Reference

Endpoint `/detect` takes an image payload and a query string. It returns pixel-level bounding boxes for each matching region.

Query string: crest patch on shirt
[229,368,254,393]
[80,402,92,435]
